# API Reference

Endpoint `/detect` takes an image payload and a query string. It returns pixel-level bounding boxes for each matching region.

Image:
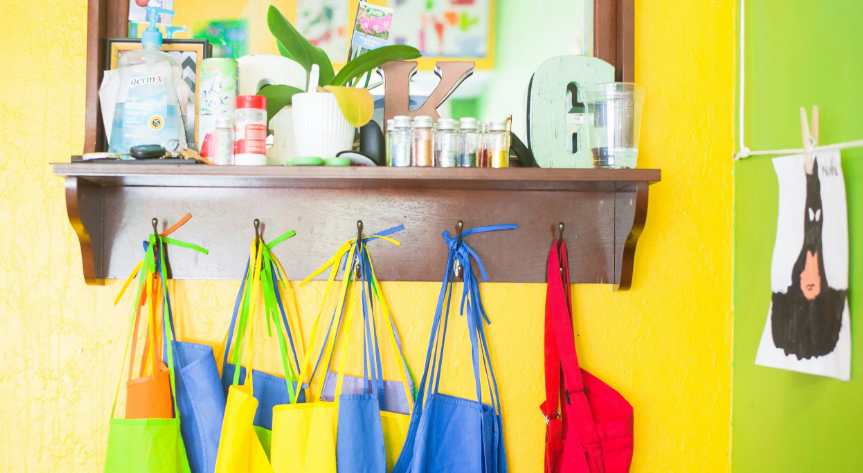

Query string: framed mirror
[83,0,632,153]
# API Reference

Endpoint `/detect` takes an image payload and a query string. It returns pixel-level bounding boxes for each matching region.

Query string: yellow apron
[270,235,413,473]
[214,241,274,473]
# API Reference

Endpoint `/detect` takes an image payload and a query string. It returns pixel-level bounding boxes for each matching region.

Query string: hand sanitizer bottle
[109,7,186,154]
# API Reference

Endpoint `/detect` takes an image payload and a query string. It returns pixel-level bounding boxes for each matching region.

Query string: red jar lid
[236,95,266,110]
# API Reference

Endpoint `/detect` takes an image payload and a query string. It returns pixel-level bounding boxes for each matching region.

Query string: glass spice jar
[413,116,434,167]
[434,118,459,167]
[389,115,413,167]
[459,117,480,167]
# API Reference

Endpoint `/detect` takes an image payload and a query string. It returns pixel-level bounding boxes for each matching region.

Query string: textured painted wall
[0,0,734,472]
[732,0,863,470]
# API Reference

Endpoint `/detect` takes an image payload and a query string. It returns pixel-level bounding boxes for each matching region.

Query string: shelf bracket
[613,181,650,291]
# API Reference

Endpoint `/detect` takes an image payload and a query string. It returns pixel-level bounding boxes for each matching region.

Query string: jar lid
[437,118,455,130]
[413,116,433,128]
[393,115,412,128]
[215,116,233,127]
[236,95,266,110]
[459,117,478,130]
[488,119,507,132]
[386,119,394,128]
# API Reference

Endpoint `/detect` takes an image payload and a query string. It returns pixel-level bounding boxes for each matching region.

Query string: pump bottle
[109,7,187,154]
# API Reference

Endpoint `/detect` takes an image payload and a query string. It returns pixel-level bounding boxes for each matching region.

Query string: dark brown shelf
[53,162,660,289]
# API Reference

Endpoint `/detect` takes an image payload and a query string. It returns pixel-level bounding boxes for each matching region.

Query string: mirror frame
[82,0,633,154]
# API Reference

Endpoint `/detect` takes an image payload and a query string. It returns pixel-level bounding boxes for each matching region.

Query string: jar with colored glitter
[476,121,490,167]
[413,116,434,167]
[459,117,480,167]
[389,116,413,167]
[486,120,509,168]
[434,118,459,167]
[385,118,395,166]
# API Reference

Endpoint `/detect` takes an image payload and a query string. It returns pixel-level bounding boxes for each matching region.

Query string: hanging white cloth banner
[755,150,851,381]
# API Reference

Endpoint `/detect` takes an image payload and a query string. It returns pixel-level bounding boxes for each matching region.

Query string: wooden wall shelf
[54,163,660,290]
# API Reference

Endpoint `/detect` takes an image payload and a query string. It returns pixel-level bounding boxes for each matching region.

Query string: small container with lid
[212,116,234,165]
[389,116,413,167]
[486,119,509,168]
[234,95,267,165]
[476,121,489,167]
[459,117,480,167]
[413,116,434,167]
[385,119,395,165]
[434,118,459,167]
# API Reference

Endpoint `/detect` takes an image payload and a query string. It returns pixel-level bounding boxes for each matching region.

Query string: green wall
[733,0,863,470]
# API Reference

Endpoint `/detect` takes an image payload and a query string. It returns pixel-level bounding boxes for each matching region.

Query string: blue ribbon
[441,224,517,324]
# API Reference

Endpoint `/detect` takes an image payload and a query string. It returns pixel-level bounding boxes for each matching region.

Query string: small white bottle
[212,116,234,165]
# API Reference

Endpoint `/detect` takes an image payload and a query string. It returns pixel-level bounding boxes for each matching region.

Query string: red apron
[542,240,634,473]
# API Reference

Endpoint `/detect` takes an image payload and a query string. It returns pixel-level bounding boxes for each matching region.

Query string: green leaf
[323,86,374,128]
[258,84,304,124]
[267,5,335,86]
[276,40,294,61]
[331,45,421,87]
[309,46,336,86]
[268,6,311,70]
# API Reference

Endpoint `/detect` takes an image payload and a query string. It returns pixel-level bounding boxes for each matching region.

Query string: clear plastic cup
[582,83,645,169]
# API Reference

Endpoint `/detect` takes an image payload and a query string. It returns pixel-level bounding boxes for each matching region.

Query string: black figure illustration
[771,159,846,359]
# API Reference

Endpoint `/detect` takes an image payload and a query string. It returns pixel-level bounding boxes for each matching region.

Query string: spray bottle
[109,6,187,154]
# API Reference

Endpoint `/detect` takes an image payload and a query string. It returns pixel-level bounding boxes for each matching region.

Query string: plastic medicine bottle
[234,95,267,166]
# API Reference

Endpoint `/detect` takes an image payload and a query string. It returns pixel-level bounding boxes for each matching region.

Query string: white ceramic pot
[292,92,355,158]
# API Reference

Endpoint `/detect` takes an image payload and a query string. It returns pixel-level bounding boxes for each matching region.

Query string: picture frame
[105,38,211,148]
[388,0,497,71]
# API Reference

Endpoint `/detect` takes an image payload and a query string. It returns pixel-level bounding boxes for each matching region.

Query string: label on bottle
[199,58,238,150]
[110,64,179,154]
[234,123,267,155]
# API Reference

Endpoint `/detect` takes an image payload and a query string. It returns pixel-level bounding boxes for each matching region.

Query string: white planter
[292,92,355,158]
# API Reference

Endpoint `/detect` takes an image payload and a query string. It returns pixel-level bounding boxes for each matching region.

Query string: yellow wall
[0,0,734,471]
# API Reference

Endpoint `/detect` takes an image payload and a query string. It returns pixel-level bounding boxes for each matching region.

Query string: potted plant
[261,6,420,158]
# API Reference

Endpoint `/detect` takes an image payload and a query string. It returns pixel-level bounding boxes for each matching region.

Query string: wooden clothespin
[800,105,819,174]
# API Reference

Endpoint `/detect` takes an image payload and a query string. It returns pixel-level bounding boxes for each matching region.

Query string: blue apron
[336,243,388,472]
[152,243,225,473]
[393,224,514,473]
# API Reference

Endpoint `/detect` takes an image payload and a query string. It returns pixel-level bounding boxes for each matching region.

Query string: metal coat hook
[557,222,565,273]
[152,218,159,235]
[454,220,464,280]
[355,220,363,279]
[253,219,261,251]
[557,222,565,250]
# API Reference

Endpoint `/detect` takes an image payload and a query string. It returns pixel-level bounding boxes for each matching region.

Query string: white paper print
[755,150,851,380]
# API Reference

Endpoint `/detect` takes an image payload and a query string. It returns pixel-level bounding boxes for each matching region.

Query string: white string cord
[735,0,863,161]
[735,139,863,160]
